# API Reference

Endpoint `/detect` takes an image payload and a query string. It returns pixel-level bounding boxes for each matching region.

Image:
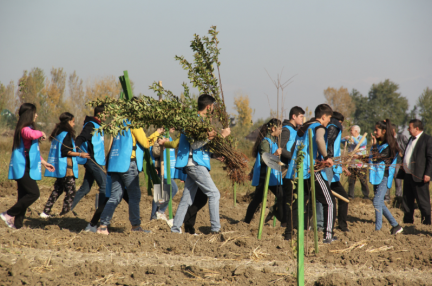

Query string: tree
[17,68,45,108]
[350,80,408,133]
[233,92,253,130]
[417,87,432,134]
[84,76,122,116]
[0,81,17,112]
[65,71,85,129]
[324,86,355,119]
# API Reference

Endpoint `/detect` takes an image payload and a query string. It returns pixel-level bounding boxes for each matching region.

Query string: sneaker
[1,212,16,229]
[39,212,51,219]
[131,226,151,233]
[156,212,168,222]
[210,230,221,235]
[323,238,333,244]
[97,226,109,235]
[317,227,324,232]
[84,223,97,233]
[390,225,403,235]
[332,236,338,241]
[166,218,174,228]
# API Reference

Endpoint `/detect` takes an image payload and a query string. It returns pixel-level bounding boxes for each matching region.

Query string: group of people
[1,96,431,244]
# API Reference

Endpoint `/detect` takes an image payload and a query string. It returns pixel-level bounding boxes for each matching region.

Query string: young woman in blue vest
[39,112,90,218]
[273,106,305,241]
[370,119,403,235]
[244,118,284,224]
[1,103,55,229]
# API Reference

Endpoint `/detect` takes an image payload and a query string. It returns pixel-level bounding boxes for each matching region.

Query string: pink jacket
[21,127,43,159]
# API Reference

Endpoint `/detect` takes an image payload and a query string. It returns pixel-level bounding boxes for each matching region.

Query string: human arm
[316,127,333,166]
[41,157,55,172]
[147,128,163,146]
[424,136,432,182]
[326,125,339,158]
[278,127,292,160]
[74,123,94,148]
[21,127,45,141]
[162,136,180,149]
[61,133,90,159]
[131,128,151,149]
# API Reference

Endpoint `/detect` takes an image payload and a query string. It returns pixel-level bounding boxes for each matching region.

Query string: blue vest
[44,132,79,178]
[321,123,343,182]
[369,143,398,188]
[175,133,211,171]
[150,137,187,181]
[76,121,106,166]
[8,138,42,180]
[251,137,283,187]
[107,122,133,173]
[135,142,144,172]
[287,122,322,180]
[283,125,297,179]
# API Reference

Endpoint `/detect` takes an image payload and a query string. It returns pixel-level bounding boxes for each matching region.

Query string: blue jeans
[100,161,141,227]
[71,159,106,210]
[150,178,178,219]
[373,177,398,230]
[171,165,220,232]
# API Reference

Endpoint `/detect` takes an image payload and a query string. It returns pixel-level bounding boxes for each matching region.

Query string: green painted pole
[309,129,319,254]
[297,155,305,286]
[257,167,271,240]
[233,182,237,207]
[166,130,173,219]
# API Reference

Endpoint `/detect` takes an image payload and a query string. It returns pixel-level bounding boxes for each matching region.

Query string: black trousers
[7,169,40,229]
[403,174,431,225]
[283,178,294,237]
[90,190,129,226]
[184,188,207,230]
[330,181,349,230]
[244,178,283,224]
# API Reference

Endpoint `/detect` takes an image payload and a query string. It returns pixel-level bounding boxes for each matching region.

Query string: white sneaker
[39,212,51,218]
[156,212,168,222]
[166,219,174,228]
[84,223,97,233]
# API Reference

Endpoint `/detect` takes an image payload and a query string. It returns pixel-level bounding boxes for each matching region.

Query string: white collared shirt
[403,131,423,174]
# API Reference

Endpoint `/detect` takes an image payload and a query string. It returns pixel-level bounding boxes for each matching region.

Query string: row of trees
[324,80,432,134]
[0,67,124,131]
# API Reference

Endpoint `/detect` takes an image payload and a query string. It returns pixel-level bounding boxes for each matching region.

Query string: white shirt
[403,131,423,174]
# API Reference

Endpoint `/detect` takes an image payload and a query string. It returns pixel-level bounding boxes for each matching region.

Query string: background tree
[65,71,86,129]
[417,87,432,134]
[233,91,253,131]
[17,68,45,108]
[0,81,17,112]
[84,76,122,116]
[324,86,355,119]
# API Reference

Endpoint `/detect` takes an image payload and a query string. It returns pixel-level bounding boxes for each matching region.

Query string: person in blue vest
[70,105,107,221]
[244,118,283,224]
[40,112,90,218]
[287,104,336,243]
[150,127,186,226]
[369,119,403,235]
[318,111,349,232]
[1,103,55,229]
[273,106,305,241]
[170,94,231,234]
[97,120,160,234]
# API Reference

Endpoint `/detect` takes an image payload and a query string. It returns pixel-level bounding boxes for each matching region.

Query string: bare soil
[1,184,432,285]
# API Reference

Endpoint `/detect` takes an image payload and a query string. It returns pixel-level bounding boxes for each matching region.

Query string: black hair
[332,111,344,122]
[197,94,216,111]
[314,104,333,119]
[375,119,400,158]
[409,119,423,131]
[50,112,76,141]
[94,105,105,117]
[251,118,281,158]
[13,103,37,150]
[289,106,305,120]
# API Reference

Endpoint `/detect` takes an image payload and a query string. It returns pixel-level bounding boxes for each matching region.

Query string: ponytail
[251,118,281,158]
[375,119,400,158]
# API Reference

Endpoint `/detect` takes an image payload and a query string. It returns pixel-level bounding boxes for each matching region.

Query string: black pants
[331,181,349,230]
[348,167,370,198]
[283,178,294,238]
[7,169,40,229]
[184,188,207,230]
[90,190,129,226]
[244,179,283,224]
[402,174,431,225]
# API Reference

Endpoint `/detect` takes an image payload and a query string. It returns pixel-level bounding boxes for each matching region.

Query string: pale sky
[1,1,431,121]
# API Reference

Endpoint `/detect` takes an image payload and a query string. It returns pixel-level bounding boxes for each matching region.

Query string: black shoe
[185,226,196,235]
[390,225,403,235]
[337,226,350,232]
[332,236,338,241]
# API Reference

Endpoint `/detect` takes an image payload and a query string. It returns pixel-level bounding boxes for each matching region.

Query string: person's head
[288,106,305,127]
[331,111,344,123]
[50,112,76,141]
[94,105,105,121]
[197,94,216,115]
[314,104,333,127]
[252,118,282,158]
[374,119,400,158]
[408,119,423,137]
[350,125,360,136]
[169,127,175,133]
[13,103,37,150]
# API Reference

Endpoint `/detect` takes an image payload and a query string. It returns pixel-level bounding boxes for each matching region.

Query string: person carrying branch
[1,103,55,229]
[369,119,403,234]
[165,94,230,234]
[244,118,284,224]
[40,112,90,218]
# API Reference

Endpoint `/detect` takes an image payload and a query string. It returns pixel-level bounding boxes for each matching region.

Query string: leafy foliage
[417,87,432,134]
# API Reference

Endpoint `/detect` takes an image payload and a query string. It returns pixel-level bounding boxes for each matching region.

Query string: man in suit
[400,119,432,225]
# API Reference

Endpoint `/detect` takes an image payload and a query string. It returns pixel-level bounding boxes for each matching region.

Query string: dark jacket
[398,132,432,183]
[326,118,343,158]
[75,116,101,161]
[280,120,296,165]
[396,134,409,156]
[372,143,393,177]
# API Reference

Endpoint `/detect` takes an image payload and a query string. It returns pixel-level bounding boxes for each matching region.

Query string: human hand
[344,136,350,140]
[158,138,169,146]
[371,133,377,145]
[79,153,91,159]
[208,130,217,140]
[41,132,47,141]
[343,167,351,176]
[273,148,282,156]
[325,158,334,167]
[247,172,253,181]
[216,156,225,162]
[221,128,231,138]
[424,175,430,183]
[43,162,55,172]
